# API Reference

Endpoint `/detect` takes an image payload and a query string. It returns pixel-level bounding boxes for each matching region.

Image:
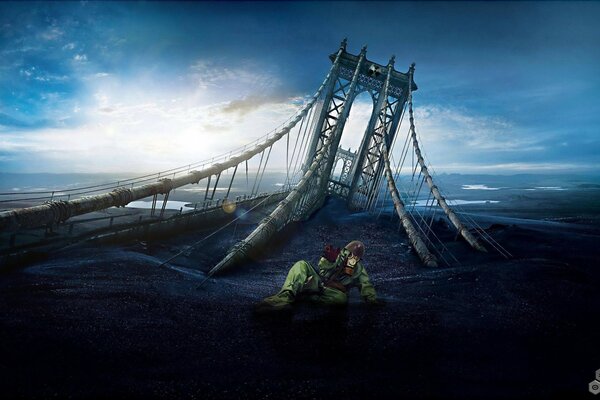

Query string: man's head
[344,240,365,267]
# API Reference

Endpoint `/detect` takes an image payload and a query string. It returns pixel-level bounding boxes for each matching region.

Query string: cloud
[189,60,281,93]
[19,66,69,83]
[36,74,69,82]
[39,27,64,41]
[0,65,310,173]
[413,105,544,152]
[338,98,375,151]
[19,68,33,78]
[74,54,87,62]
[221,95,284,116]
[62,42,76,51]
[433,162,600,173]
[202,123,231,133]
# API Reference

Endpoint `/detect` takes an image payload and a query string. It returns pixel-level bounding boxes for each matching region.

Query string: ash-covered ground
[1,190,600,399]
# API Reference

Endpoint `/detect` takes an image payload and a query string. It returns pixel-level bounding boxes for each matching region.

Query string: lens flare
[222,199,237,214]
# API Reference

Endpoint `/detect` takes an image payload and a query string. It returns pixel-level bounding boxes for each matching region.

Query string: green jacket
[317,256,377,302]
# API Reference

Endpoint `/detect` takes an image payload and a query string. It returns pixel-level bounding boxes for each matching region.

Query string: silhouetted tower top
[329,44,417,97]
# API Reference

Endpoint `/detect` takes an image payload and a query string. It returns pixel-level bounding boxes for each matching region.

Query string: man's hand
[322,244,340,263]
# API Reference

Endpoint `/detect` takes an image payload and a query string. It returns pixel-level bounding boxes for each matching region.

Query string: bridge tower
[0,38,495,273]
[303,39,416,211]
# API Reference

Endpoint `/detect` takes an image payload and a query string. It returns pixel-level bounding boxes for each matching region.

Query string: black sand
[1,194,599,399]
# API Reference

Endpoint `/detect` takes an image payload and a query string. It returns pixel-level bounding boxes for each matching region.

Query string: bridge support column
[309,46,368,212]
[348,59,407,212]
[303,39,348,171]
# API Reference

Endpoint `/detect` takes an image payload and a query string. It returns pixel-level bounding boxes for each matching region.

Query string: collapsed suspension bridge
[0,39,510,271]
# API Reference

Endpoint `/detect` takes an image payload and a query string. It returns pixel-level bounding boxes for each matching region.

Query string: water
[411,199,499,206]
[1,172,599,211]
[462,184,505,190]
[126,200,195,212]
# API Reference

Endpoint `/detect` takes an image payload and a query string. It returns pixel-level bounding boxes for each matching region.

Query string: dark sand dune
[1,196,599,399]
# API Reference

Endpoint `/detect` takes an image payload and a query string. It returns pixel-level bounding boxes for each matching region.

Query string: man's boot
[254,290,294,313]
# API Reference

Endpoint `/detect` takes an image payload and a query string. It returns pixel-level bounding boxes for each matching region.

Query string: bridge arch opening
[328,90,376,194]
[332,158,344,180]
[339,90,375,153]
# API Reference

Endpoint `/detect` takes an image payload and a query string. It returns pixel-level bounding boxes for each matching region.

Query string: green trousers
[266,260,348,307]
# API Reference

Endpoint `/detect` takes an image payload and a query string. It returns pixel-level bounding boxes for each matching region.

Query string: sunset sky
[1,1,599,174]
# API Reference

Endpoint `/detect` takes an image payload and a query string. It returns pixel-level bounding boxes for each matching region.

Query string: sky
[0,1,599,174]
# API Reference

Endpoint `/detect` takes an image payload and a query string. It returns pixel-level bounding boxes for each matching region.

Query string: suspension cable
[287,111,307,185]
[290,99,319,185]
[156,190,280,271]
[251,149,266,196]
[393,168,460,266]
[384,145,461,266]
[408,100,511,258]
[287,105,312,187]
[253,145,273,196]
